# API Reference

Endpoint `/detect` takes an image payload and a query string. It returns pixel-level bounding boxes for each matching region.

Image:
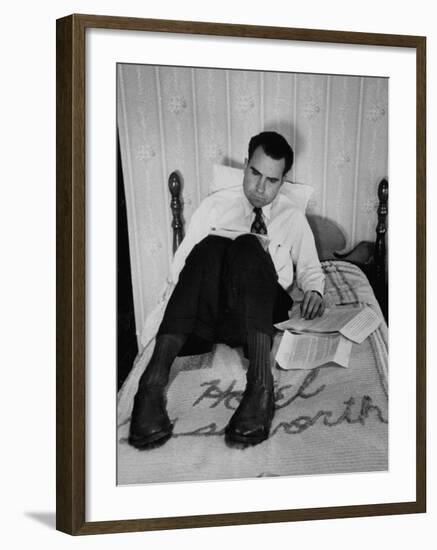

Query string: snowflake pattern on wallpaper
[136,144,156,162]
[333,150,352,170]
[302,98,321,120]
[167,94,188,115]
[144,237,163,256]
[236,94,256,114]
[362,195,379,214]
[183,195,194,208]
[206,141,226,161]
[366,101,387,123]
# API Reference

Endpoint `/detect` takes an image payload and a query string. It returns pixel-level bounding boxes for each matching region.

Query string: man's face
[242,146,285,208]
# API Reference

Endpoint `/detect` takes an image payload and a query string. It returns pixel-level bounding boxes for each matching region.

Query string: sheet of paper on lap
[209,227,270,249]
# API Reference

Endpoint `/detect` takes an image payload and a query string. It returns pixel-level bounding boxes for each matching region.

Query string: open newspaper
[209,227,270,250]
[274,305,381,370]
[275,331,352,371]
[275,304,381,344]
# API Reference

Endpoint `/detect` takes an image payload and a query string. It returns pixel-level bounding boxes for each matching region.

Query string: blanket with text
[117,261,388,485]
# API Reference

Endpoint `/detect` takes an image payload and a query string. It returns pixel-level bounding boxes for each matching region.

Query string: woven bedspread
[117,261,388,485]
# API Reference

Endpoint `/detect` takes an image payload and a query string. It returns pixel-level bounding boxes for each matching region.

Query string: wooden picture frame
[56,13,426,535]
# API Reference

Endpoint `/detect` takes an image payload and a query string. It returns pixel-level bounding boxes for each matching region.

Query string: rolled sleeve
[290,212,325,295]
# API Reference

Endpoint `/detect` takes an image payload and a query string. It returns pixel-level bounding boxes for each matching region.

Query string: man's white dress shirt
[171,185,325,295]
[139,184,324,349]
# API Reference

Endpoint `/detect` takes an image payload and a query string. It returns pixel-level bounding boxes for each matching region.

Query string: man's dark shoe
[128,384,173,449]
[225,380,275,446]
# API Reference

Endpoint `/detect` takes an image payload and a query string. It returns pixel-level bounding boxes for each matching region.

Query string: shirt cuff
[302,280,325,296]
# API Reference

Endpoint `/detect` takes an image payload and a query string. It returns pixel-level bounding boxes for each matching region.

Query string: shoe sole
[128,426,173,450]
[224,401,274,447]
[224,427,270,447]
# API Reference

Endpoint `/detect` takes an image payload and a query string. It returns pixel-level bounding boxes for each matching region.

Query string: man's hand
[301,290,325,320]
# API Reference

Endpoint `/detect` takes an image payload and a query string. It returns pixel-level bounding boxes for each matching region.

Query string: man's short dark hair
[248,131,294,176]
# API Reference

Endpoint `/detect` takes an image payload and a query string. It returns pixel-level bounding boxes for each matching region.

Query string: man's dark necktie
[250,207,267,235]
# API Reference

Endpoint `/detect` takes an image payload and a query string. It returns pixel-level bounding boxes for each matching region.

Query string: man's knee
[186,235,231,266]
[224,235,278,296]
[229,234,272,271]
[234,234,262,248]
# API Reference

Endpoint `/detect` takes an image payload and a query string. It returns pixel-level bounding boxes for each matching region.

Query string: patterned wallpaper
[117,64,388,346]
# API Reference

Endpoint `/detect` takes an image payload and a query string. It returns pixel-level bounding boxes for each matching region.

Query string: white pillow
[212,164,314,213]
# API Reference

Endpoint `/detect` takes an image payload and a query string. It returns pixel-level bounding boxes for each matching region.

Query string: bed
[117,174,388,485]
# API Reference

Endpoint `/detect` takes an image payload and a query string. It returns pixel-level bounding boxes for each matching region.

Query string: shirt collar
[242,193,273,220]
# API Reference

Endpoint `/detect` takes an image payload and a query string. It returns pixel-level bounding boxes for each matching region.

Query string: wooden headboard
[168,173,388,315]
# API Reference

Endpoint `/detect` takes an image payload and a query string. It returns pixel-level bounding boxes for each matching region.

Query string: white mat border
[86,28,416,521]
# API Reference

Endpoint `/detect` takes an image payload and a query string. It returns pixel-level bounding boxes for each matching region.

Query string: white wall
[1,1,434,549]
[118,65,387,338]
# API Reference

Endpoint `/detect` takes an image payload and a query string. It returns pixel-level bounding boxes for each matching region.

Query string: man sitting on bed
[129,131,325,449]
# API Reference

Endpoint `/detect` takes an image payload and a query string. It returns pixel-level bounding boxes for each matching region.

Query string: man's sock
[246,331,273,389]
[138,333,187,388]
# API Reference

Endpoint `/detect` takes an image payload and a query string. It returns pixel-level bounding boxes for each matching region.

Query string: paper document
[275,332,352,371]
[275,305,360,333]
[339,306,381,344]
[275,305,381,344]
[209,227,270,249]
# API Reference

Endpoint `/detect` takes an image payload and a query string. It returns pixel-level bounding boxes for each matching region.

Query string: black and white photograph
[2,0,433,544]
[116,63,389,485]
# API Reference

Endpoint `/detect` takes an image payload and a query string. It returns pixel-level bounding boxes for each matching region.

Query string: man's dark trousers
[158,234,293,355]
